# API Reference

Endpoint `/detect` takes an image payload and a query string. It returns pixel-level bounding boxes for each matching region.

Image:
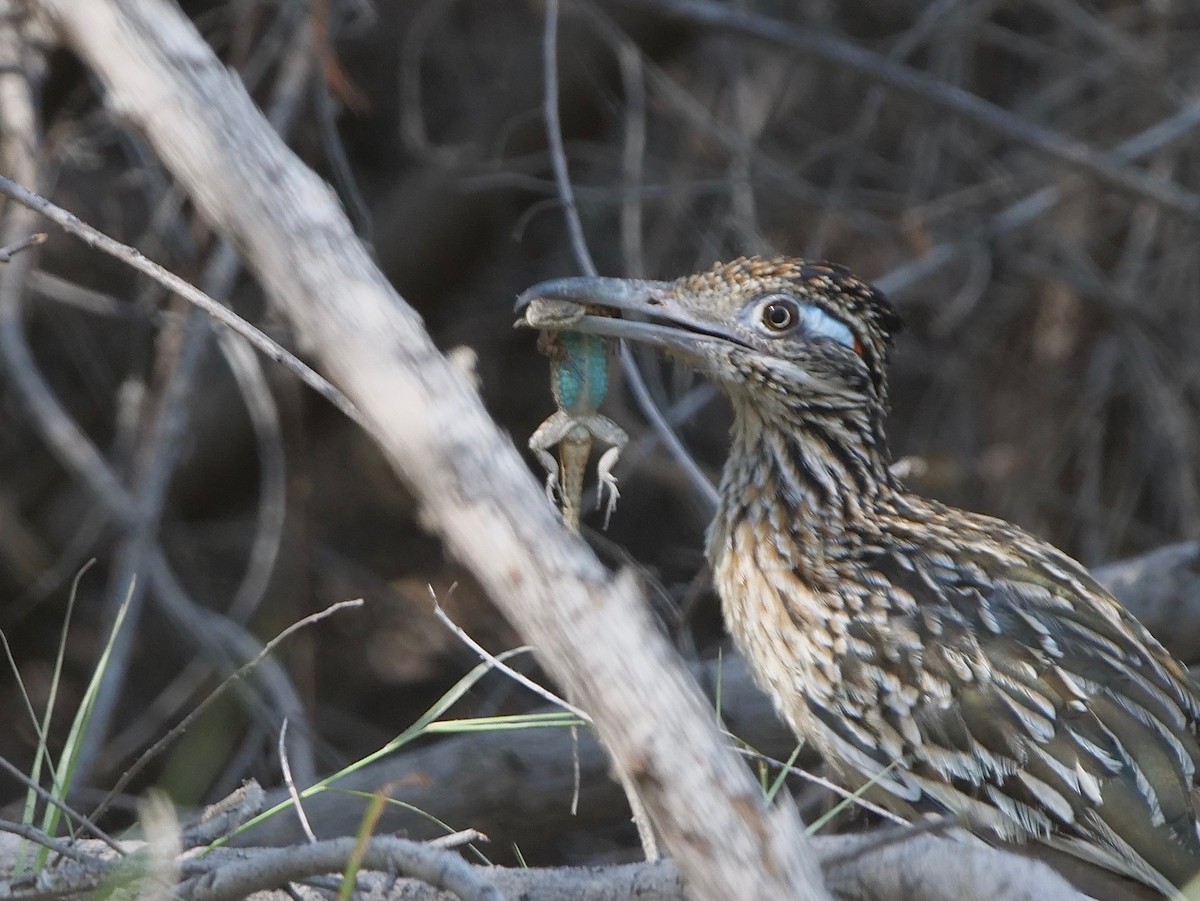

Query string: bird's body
[518,257,1200,896]
[712,428,1200,894]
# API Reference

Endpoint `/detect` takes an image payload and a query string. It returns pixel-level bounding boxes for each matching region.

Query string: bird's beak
[515,276,741,355]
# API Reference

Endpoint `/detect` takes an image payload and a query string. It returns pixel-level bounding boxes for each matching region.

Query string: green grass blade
[330,789,492,865]
[7,564,94,876]
[209,646,534,849]
[27,563,93,796]
[36,581,133,865]
[763,743,804,805]
[805,761,899,835]
[424,712,584,733]
[338,790,388,900]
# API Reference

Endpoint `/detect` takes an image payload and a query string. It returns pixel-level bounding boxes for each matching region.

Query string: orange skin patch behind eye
[854,337,865,357]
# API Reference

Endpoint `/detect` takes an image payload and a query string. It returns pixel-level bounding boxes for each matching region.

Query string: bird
[517,256,1200,898]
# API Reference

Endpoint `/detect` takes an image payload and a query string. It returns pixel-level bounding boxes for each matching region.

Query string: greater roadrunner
[518,257,1200,897]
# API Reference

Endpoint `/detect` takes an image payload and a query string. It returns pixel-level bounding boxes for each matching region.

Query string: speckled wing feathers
[803,499,1200,892]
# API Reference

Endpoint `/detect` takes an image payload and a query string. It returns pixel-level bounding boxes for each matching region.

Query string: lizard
[520,297,627,531]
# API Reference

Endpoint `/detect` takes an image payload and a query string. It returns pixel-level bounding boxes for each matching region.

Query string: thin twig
[732,746,907,827]
[0,754,123,855]
[0,230,45,261]
[0,817,102,864]
[279,719,317,844]
[214,329,288,626]
[430,585,590,722]
[89,600,362,827]
[426,828,489,850]
[570,724,582,817]
[542,0,597,277]
[619,353,719,511]
[144,553,317,796]
[0,175,364,426]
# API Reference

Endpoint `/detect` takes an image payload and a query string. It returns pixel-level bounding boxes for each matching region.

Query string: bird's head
[517,256,903,418]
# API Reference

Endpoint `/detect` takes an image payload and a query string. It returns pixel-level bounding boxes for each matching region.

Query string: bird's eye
[761,297,798,331]
[753,294,859,351]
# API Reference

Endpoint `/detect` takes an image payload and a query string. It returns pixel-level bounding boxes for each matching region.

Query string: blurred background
[3,0,1200,867]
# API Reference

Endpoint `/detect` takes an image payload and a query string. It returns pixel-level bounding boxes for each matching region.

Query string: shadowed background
[2,0,1199,869]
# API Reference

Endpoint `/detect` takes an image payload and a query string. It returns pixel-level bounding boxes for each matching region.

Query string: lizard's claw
[529,440,563,506]
[595,445,622,530]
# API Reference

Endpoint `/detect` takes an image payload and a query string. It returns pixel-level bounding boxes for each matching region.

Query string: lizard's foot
[595,445,623,529]
[530,445,562,505]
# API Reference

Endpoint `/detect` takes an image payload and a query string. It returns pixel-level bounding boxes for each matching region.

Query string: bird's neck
[711,396,897,547]
[705,397,898,715]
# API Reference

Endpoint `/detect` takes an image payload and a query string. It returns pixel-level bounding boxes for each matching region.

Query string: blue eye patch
[797,303,855,349]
